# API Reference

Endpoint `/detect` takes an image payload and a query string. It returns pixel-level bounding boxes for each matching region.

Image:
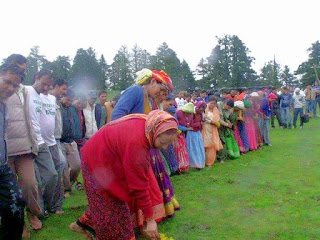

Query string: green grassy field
[30,118,320,240]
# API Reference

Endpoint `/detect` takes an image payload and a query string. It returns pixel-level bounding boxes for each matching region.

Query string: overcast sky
[1,0,319,75]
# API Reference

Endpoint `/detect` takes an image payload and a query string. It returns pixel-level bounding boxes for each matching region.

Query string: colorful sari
[173,132,189,172]
[175,109,191,172]
[243,109,258,151]
[186,102,206,169]
[150,148,180,218]
[217,104,240,160]
[250,98,264,147]
[202,106,223,166]
[161,144,179,175]
[234,121,249,153]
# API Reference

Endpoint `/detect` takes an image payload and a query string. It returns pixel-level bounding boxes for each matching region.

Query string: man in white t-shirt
[25,69,58,219]
[40,92,64,214]
[175,91,187,109]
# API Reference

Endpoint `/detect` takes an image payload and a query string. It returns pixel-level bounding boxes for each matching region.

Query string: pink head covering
[195,101,206,110]
[257,91,264,97]
[145,110,178,147]
[267,93,277,100]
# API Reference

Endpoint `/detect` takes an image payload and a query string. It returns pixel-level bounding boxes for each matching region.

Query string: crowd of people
[0,55,319,240]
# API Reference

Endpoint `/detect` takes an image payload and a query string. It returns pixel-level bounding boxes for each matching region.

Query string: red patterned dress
[80,118,157,240]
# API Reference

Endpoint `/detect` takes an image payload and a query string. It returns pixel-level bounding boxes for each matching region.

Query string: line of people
[0,54,120,239]
[1,55,317,240]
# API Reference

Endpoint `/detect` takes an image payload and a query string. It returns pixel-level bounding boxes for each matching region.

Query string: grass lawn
[29,118,320,240]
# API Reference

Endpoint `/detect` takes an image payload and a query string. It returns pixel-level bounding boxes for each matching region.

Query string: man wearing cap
[83,90,98,139]
[292,88,305,129]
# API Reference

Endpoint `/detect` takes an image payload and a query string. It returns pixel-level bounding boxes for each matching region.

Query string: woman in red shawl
[74,110,178,240]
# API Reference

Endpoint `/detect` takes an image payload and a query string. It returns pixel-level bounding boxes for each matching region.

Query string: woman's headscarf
[243,100,252,108]
[267,93,277,100]
[181,102,196,114]
[195,101,206,111]
[134,68,174,91]
[145,110,178,147]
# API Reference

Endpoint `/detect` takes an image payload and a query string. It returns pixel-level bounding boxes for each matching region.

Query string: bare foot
[69,222,93,240]
[27,212,42,230]
[55,210,65,215]
[64,192,71,198]
[22,224,31,238]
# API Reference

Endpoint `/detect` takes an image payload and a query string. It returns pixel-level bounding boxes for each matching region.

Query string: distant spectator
[175,91,187,109]
[279,87,292,128]
[197,90,207,102]
[95,90,107,129]
[304,83,317,117]
[270,87,281,128]
[292,88,305,129]
[191,92,198,104]
[83,90,98,138]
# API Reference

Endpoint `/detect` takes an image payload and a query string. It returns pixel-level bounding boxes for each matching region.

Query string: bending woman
[79,111,178,240]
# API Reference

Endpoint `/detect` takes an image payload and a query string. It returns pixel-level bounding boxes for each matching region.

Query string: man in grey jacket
[6,54,42,232]
[0,63,25,239]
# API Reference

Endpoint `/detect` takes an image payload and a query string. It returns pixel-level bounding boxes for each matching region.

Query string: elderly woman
[79,111,178,240]
[112,69,173,119]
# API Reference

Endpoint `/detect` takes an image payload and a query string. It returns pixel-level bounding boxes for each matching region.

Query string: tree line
[6,35,320,91]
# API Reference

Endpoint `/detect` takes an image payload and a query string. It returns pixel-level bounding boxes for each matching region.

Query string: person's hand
[142,219,160,240]
[227,122,233,128]
[187,127,193,131]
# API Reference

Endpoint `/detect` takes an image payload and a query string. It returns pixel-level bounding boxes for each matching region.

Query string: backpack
[302,114,309,123]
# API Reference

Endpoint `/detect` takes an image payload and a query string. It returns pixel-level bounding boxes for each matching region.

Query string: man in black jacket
[60,89,82,196]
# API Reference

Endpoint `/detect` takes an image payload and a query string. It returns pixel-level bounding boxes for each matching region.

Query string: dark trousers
[0,164,24,240]
[293,108,303,127]
[271,108,281,127]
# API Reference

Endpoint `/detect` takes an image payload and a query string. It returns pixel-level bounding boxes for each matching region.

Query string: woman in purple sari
[149,148,180,218]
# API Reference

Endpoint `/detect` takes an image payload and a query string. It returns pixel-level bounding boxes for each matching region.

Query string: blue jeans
[280,107,291,127]
[306,100,316,116]
[261,118,271,144]
[293,108,303,127]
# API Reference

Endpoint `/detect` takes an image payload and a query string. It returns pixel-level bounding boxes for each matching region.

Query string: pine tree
[131,44,151,73]
[180,60,196,90]
[152,42,183,89]
[50,56,71,81]
[259,60,281,87]
[295,40,320,86]
[70,48,105,90]
[25,46,49,85]
[280,65,298,87]
[110,46,133,91]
